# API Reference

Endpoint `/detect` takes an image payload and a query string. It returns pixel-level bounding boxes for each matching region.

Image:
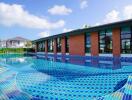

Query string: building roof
[33,19,132,43]
[7,37,30,42]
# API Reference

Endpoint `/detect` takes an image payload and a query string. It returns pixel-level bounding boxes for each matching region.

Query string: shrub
[0,48,34,54]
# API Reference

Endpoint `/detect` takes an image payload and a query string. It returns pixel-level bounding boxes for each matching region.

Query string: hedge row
[0,48,35,54]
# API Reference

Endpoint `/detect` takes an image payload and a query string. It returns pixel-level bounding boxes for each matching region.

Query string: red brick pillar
[45,40,48,53]
[112,28,121,57]
[91,32,99,56]
[35,42,38,53]
[61,37,66,54]
[53,39,57,54]
[69,34,85,56]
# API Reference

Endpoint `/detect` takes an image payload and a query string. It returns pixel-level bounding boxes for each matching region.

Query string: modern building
[33,19,132,57]
[0,37,31,48]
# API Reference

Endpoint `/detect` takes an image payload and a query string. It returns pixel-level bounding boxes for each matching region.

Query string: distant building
[0,40,6,48]
[0,37,32,48]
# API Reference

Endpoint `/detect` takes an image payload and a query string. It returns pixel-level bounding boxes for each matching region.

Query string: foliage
[0,48,35,54]
[25,41,32,48]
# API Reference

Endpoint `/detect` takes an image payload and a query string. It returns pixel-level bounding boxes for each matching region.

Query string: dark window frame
[120,26,132,54]
[56,37,61,52]
[65,36,69,53]
[85,33,91,53]
[47,39,54,52]
[99,29,113,54]
[38,41,45,52]
[42,41,45,52]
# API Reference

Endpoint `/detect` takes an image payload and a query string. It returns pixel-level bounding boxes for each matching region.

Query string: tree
[82,24,91,28]
[25,41,32,48]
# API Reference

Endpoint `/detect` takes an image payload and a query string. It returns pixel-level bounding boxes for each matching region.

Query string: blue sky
[0,0,132,40]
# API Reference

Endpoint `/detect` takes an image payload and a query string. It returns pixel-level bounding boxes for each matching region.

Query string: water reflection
[0,54,131,71]
[0,54,33,71]
[35,55,125,70]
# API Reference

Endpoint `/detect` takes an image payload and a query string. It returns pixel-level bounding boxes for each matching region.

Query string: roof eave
[33,19,132,43]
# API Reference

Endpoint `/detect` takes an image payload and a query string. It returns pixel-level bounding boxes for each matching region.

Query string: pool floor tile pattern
[0,67,31,100]
[0,54,132,100]
[16,71,130,100]
[96,75,132,100]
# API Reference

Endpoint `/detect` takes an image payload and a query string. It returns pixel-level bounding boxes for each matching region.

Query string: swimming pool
[0,54,132,100]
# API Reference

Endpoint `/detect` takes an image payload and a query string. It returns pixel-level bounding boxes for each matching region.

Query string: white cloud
[0,2,65,29]
[94,23,101,26]
[80,0,88,9]
[103,10,120,23]
[96,5,132,25]
[39,31,50,37]
[123,5,132,19]
[63,28,72,32]
[48,5,72,15]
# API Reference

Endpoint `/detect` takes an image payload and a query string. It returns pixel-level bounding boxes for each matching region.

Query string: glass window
[85,33,91,53]
[99,29,113,53]
[48,39,54,52]
[121,26,132,54]
[121,27,131,34]
[121,34,131,39]
[65,37,69,53]
[38,42,41,52]
[57,38,61,52]
[100,31,105,35]
[38,41,45,52]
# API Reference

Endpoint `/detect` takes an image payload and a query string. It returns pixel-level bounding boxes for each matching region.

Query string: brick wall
[45,40,48,53]
[91,32,99,56]
[53,39,57,54]
[112,28,121,56]
[69,34,85,56]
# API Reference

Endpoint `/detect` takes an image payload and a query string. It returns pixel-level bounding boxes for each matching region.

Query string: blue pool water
[0,54,132,100]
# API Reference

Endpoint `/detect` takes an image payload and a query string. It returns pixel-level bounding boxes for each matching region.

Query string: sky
[0,0,132,40]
